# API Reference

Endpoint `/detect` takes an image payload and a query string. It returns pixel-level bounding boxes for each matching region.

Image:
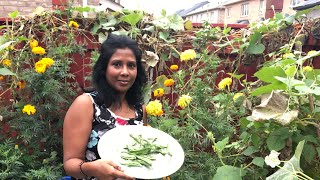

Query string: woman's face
[106,48,137,94]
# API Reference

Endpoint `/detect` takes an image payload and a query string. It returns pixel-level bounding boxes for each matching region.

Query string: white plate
[97,125,185,179]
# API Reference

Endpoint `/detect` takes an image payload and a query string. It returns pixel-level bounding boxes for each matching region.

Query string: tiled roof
[293,0,320,10]
[176,1,210,17]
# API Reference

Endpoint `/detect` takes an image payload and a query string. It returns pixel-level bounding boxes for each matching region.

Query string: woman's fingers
[111,169,135,180]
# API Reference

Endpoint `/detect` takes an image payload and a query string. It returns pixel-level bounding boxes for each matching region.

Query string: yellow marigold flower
[0,75,4,81]
[32,46,46,55]
[2,59,11,67]
[69,20,79,28]
[233,92,244,101]
[180,49,196,62]
[302,66,313,72]
[18,81,26,89]
[41,57,54,68]
[5,45,14,51]
[29,39,38,48]
[14,144,19,149]
[218,77,232,90]
[307,114,312,118]
[146,100,163,117]
[35,61,47,74]
[177,94,192,109]
[170,65,179,71]
[153,88,165,98]
[164,79,175,87]
[307,50,318,56]
[22,104,36,115]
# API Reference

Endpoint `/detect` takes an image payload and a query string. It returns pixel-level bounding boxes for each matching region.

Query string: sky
[121,0,204,16]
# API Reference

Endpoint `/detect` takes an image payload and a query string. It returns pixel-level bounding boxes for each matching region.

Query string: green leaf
[8,11,19,18]
[246,43,265,54]
[120,13,143,26]
[251,82,286,96]
[266,140,305,180]
[215,137,229,154]
[159,31,169,41]
[243,146,258,156]
[285,65,296,78]
[252,157,264,167]
[213,165,245,180]
[249,32,262,44]
[303,143,316,163]
[267,127,292,151]
[254,66,286,83]
[274,76,305,87]
[0,68,16,76]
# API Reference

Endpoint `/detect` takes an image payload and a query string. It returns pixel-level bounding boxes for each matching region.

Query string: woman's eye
[113,62,121,67]
[128,63,136,68]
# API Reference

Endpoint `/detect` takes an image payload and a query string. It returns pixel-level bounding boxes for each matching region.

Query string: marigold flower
[0,76,4,81]
[146,100,163,116]
[32,46,46,55]
[180,49,196,62]
[69,20,79,28]
[153,88,164,98]
[29,39,38,48]
[18,81,26,89]
[265,150,281,168]
[302,66,313,72]
[177,94,192,109]
[22,104,36,115]
[41,57,55,68]
[233,92,244,101]
[218,77,232,90]
[170,65,179,71]
[5,45,14,51]
[2,59,12,67]
[164,79,174,87]
[14,144,19,149]
[35,61,47,73]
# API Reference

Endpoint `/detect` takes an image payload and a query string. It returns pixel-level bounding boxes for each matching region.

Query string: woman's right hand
[91,159,134,180]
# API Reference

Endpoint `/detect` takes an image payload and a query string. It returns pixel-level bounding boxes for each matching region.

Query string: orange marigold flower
[17,81,26,89]
[164,79,174,87]
[2,59,12,67]
[170,65,179,71]
[0,76,4,81]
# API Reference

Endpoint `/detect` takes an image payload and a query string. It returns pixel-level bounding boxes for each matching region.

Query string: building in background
[293,0,320,18]
[183,0,226,23]
[0,0,122,18]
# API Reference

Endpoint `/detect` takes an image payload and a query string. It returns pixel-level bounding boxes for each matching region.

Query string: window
[292,0,300,6]
[241,3,249,16]
[259,0,264,14]
[226,7,231,17]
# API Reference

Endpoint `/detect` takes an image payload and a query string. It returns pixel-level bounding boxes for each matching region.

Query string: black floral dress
[72,91,144,180]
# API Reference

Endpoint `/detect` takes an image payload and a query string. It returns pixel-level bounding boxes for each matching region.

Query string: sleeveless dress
[72,91,144,180]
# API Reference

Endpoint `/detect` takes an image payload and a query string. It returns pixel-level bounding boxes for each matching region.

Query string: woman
[63,34,147,180]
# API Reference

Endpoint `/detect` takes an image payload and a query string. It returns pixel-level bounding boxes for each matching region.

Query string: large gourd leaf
[213,165,245,180]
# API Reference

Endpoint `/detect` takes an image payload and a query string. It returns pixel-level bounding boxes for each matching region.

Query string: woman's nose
[120,66,129,76]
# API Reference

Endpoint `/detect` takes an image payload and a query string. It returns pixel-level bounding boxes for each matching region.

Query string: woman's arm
[63,94,94,178]
[63,94,134,179]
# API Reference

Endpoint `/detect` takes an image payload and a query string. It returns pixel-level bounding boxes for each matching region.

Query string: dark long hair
[92,34,147,108]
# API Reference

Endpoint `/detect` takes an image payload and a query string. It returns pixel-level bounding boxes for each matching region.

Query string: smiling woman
[63,34,147,180]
